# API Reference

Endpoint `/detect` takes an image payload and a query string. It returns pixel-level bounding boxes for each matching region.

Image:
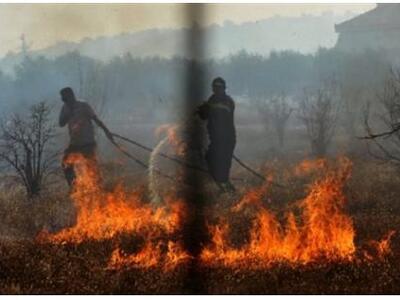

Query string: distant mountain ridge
[0,11,358,76]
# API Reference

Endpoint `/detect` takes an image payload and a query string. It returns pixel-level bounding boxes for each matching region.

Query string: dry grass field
[1,124,400,294]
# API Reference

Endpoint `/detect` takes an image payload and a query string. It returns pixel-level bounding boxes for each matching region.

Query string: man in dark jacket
[197,77,236,192]
[59,87,113,186]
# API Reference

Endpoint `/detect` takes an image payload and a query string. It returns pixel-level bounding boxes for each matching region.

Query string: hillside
[0,12,357,76]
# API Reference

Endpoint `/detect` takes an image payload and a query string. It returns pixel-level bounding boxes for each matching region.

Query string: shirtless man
[58,87,113,186]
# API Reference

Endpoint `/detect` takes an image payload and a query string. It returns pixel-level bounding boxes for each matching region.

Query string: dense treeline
[0,48,393,122]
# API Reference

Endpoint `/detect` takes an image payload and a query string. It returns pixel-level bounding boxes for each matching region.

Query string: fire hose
[109,132,286,189]
[112,133,210,174]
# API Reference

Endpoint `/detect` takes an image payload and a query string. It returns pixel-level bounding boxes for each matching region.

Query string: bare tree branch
[0,101,58,198]
[298,80,340,157]
[362,70,400,166]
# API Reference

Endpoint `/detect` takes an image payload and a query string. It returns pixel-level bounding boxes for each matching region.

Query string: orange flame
[108,243,161,269]
[376,230,396,257]
[231,183,268,212]
[365,230,396,260]
[37,154,394,270]
[37,154,188,270]
[108,241,191,270]
[201,157,356,268]
[293,158,327,176]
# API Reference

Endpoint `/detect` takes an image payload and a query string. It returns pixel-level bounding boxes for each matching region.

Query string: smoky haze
[0,4,373,57]
[0,3,395,180]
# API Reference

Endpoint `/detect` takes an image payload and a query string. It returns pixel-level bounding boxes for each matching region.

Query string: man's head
[60,87,76,105]
[212,77,226,96]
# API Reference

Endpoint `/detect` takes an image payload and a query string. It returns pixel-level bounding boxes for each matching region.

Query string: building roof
[335,4,400,33]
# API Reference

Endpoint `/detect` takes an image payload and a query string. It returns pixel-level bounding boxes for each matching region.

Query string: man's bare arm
[92,115,114,142]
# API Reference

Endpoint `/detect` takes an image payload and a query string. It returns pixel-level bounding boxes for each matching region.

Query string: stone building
[335,4,400,54]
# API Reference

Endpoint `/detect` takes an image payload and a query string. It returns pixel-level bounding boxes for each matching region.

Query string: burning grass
[201,157,393,269]
[0,154,400,293]
[37,154,190,272]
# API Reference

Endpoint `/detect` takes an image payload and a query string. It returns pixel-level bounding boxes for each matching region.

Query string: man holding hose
[197,77,236,192]
[58,87,114,186]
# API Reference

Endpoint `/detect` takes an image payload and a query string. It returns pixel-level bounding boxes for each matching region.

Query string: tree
[256,93,293,148]
[270,93,293,147]
[363,70,400,166]
[256,96,272,134]
[298,82,339,157]
[0,102,58,198]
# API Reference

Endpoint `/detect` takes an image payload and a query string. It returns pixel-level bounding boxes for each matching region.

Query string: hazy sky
[0,3,375,57]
